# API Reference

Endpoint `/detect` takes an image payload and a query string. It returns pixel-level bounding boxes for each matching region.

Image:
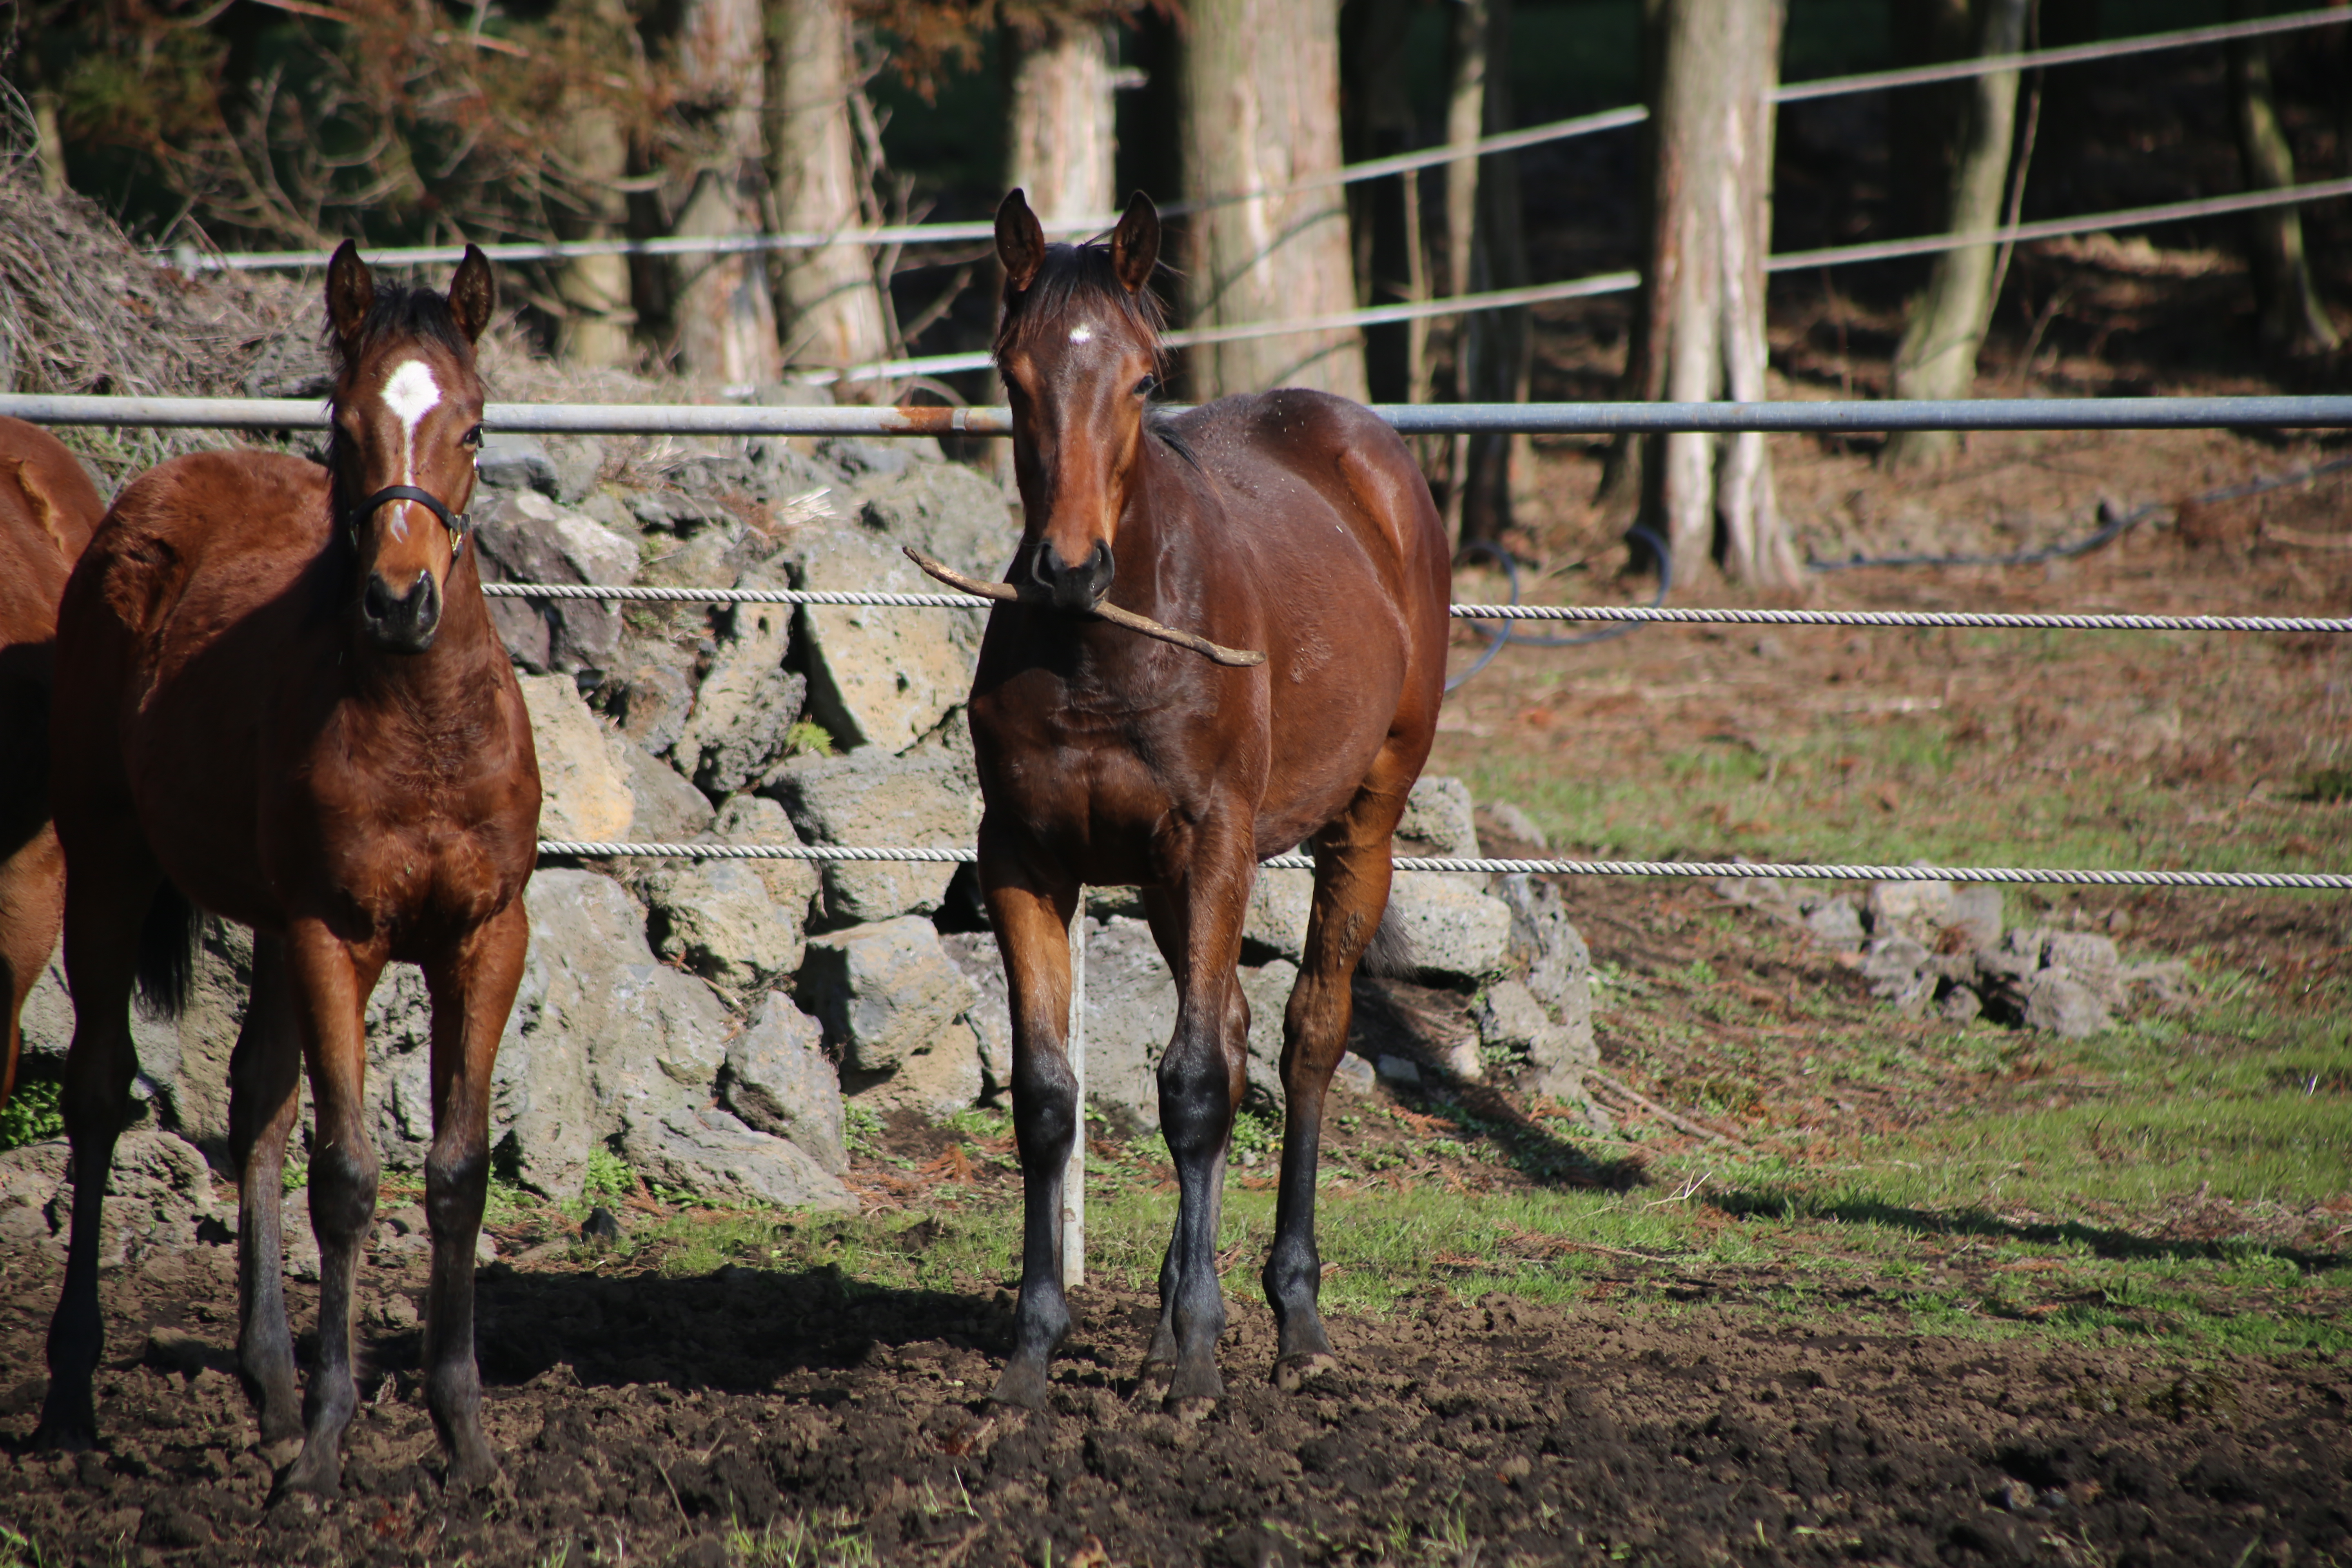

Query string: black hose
[1445,526,1673,692]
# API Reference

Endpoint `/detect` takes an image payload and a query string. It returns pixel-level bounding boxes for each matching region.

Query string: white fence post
[1061,904,1087,1292]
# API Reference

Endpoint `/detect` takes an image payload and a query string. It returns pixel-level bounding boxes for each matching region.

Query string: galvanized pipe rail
[7,393,2350,437]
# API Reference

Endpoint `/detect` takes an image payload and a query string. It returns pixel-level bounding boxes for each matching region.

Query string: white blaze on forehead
[379,358,442,541]
[1067,324,1094,344]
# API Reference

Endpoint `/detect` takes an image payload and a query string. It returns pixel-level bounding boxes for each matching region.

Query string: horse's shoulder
[82,451,329,640]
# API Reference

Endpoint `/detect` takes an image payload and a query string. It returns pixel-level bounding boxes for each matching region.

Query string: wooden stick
[2263,524,2352,551]
[1585,1068,1742,1145]
[901,546,1267,668]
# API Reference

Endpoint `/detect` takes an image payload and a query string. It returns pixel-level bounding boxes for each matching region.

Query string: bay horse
[35,244,540,1495]
[0,418,108,1103]
[970,190,1450,1408]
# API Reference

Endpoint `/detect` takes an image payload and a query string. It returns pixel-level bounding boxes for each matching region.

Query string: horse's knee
[423,1140,488,1232]
[1009,1053,1078,1170]
[1158,1033,1233,1158]
[306,1139,380,1242]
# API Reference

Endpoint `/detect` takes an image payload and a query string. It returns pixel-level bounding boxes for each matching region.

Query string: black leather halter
[344,483,471,555]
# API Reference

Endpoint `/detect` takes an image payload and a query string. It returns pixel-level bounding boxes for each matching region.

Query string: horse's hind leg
[978,831,1081,1410]
[33,844,160,1450]
[416,898,527,1488]
[276,919,383,1497]
[1263,771,1414,1386]
[229,933,304,1448]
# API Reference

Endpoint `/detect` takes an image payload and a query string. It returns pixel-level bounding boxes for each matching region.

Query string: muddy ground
[0,1231,2344,1568]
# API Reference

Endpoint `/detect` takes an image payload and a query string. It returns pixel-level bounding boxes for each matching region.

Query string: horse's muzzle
[1030,538,1116,613]
[362,568,442,653]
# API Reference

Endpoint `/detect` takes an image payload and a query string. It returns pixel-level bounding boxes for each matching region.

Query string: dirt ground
[0,1231,2343,1568]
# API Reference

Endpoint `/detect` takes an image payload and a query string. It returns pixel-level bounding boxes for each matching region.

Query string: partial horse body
[0,419,107,1104]
[972,190,1451,1408]
[34,245,540,1495]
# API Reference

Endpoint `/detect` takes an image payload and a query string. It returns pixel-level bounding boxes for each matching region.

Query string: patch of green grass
[783,718,838,760]
[0,1080,62,1152]
[0,1525,47,1568]
[583,1146,637,1204]
[842,1104,886,1159]
[726,1508,877,1567]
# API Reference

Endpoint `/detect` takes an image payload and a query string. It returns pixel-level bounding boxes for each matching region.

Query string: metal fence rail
[9,392,2352,437]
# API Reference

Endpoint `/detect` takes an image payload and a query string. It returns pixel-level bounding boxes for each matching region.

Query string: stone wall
[11,430,1600,1218]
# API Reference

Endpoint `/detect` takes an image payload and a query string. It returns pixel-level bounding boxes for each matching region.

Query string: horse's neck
[1118,436,1207,614]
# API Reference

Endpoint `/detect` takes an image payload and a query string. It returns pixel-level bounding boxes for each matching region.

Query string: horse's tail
[134,881,199,1021]
[1360,904,1417,979]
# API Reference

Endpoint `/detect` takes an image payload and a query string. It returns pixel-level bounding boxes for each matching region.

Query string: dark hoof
[274,1442,342,1501]
[1272,1352,1338,1392]
[987,1359,1052,1411]
[30,1419,96,1454]
[445,1444,502,1494]
[1165,1359,1225,1408]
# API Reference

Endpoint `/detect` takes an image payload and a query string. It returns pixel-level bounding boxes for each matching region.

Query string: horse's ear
[1110,191,1160,295]
[448,244,496,344]
[325,240,374,355]
[996,188,1045,296]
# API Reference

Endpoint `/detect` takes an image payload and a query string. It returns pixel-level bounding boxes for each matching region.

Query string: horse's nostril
[363,574,395,622]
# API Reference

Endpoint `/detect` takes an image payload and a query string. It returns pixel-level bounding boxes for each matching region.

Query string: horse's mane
[994,241,1169,373]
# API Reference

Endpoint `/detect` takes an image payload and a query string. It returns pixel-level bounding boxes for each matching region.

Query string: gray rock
[1396,775,1480,859]
[4,1130,219,1269]
[940,932,1011,1097]
[796,916,979,1080]
[20,915,251,1158]
[473,490,639,673]
[1331,1054,1377,1096]
[791,528,977,755]
[1946,885,2005,951]
[1977,929,2046,984]
[817,436,923,481]
[705,794,820,917]
[2045,932,2125,1003]
[518,673,635,843]
[544,435,605,505]
[722,995,847,1174]
[621,1105,854,1211]
[1940,985,1984,1025]
[1385,873,1515,984]
[1862,935,1937,1014]
[610,660,696,757]
[673,571,806,796]
[1474,980,1555,1074]
[1800,895,1867,949]
[1243,871,1314,962]
[1866,880,1954,943]
[628,487,738,537]
[643,859,805,995]
[852,460,1018,613]
[1495,874,1595,1059]
[475,432,559,495]
[1483,800,1548,851]
[617,739,715,843]
[2022,971,2111,1038]
[766,740,978,924]
[1375,1056,1421,1087]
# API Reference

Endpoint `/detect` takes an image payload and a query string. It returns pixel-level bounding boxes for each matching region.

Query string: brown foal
[35,245,540,1494]
[972,191,1451,1409]
[0,419,107,1104]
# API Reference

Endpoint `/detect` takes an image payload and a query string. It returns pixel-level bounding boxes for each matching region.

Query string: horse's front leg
[416,898,527,1487]
[277,919,384,1497]
[228,933,305,1448]
[1148,833,1255,1411]
[980,831,1080,1410]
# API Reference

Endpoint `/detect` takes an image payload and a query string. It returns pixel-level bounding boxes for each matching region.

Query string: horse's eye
[462,424,484,447]
[1133,375,1157,398]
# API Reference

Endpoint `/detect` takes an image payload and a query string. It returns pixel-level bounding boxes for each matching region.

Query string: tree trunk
[2230,0,2342,355]
[670,0,783,388]
[551,90,637,369]
[1343,0,1421,403]
[768,0,891,384]
[1624,0,1797,588]
[1459,0,1532,546]
[1882,0,2029,472]
[1886,0,1973,238]
[1179,0,1368,400]
[1007,20,1117,228]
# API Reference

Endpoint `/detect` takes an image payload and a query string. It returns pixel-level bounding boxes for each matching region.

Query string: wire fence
[175,7,2352,274]
[534,842,2352,891]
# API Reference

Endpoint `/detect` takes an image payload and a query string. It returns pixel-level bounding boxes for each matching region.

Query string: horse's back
[65,450,330,662]
[0,419,106,648]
